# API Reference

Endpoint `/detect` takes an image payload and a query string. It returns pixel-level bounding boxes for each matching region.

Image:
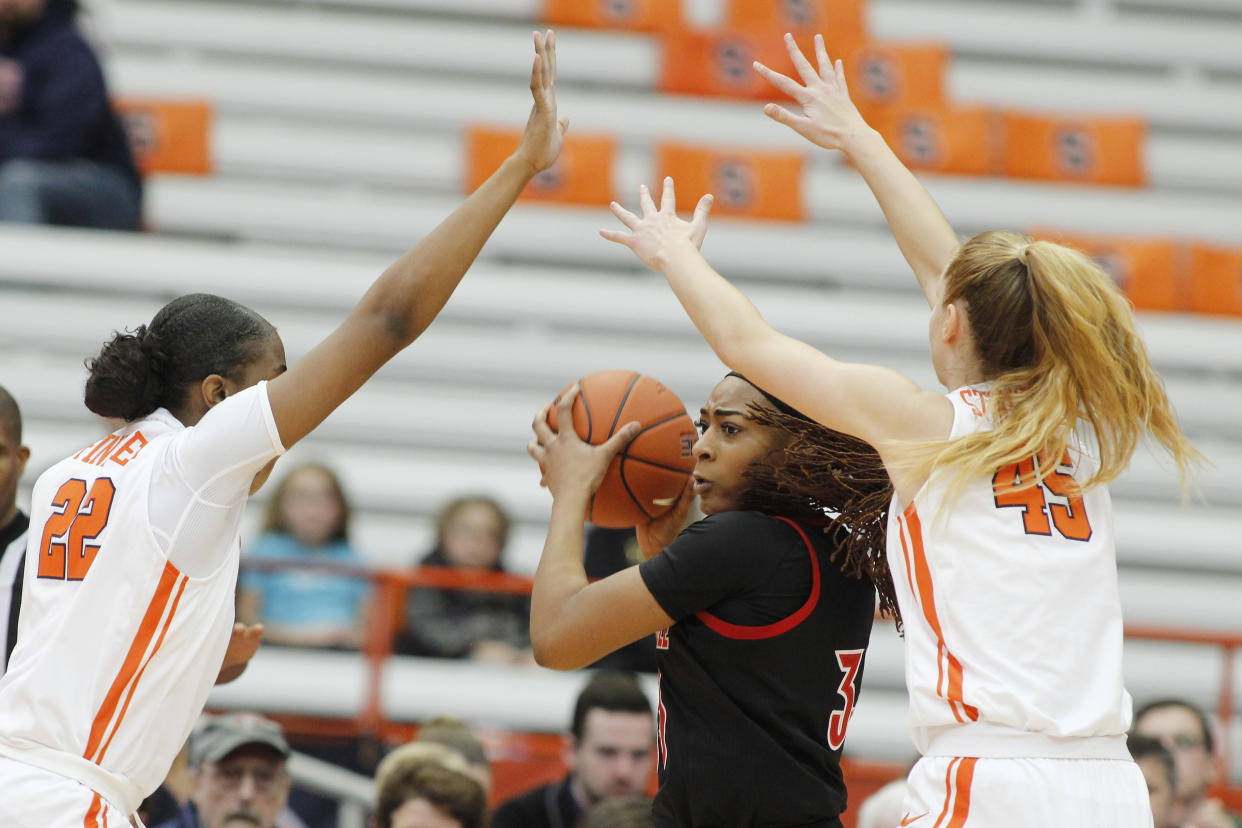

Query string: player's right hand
[514,29,568,176]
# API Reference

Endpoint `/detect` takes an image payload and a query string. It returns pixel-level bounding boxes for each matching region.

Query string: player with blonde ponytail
[603,31,1198,828]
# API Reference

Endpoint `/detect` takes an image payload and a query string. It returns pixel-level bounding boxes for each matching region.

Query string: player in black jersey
[527,372,896,827]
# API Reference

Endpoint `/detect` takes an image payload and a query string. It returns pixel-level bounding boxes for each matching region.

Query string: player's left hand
[601,176,713,270]
[513,29,568,176]
[215,622,263,685]
[635,477,695,559]
[528,385,639,499]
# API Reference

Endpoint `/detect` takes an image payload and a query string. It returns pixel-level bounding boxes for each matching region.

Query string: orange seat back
[1002,112,1146,187]
[465,127,616,206]
[114,98,213,175]
[656,142,805,221]
[724,0,867,59]
[1188,243,1242,317]
[540,0,681,31]
[1029,229,1184,311]
[870,104,1000,176]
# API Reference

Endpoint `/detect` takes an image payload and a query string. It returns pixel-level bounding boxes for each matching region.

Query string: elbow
[530,629,584,671]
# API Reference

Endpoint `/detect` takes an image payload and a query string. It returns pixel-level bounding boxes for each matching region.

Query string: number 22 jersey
[886,385,1131,758]
[0,384,285,815]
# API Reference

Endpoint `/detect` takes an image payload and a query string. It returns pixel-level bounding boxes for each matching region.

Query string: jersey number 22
[37,478,116,580]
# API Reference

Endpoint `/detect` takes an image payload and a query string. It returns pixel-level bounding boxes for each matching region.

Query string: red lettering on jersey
[108,432,148,466]
[655,627,670,650]
[827,648,864,750]
[79,434,120,466]
[958,388,988,418]
[656,670,668,770]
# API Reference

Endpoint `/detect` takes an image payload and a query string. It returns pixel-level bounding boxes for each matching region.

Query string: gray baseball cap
[190,712,290,766]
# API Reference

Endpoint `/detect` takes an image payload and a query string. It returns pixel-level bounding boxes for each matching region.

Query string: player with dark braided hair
[528,371,893,827]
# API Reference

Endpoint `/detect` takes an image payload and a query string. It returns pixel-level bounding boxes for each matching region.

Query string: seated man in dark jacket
[0,0,141,229]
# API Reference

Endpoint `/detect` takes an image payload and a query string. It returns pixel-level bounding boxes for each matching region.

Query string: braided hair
[728,376,900,628]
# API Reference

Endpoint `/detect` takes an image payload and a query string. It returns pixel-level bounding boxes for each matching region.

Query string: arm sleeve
[637,512,781,621]
[0,33,111,161]
[151,383,286,576]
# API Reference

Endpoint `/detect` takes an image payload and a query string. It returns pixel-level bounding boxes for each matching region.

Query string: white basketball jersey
[0,383,284,814]
[885,386,1131,758]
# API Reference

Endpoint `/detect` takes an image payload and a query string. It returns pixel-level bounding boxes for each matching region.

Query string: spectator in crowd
[1134,698,1242,828]
[855,779,908,828]
[238,463,370,649]
[154,712,304,828]
[1129,733,1180,828]
[396,495,531,664]
[0,0,141,229]
[575,795,654,828]
[415,716,492,796]
[0,385,29,677]
[375,756,487,828]
[490,671,655,828]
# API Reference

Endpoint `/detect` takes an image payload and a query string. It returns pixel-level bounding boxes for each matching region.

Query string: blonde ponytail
[907,231,1200,498]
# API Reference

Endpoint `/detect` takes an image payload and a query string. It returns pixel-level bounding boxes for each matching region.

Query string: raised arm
[524,389,674,670]
[265,31,567,448]
[754,33,959,305]
[602,179,952,490]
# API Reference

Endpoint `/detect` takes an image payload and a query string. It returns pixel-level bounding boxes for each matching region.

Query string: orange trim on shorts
[933,756,977,828]
[84,561,183,762]
[83,792,104,827]
[900,505,979,722]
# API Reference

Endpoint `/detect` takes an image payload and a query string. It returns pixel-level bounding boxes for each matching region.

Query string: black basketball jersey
[638,510,875,827]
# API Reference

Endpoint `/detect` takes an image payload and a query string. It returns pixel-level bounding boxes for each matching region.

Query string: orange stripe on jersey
[84,792,104,827]
[95,573,189,763]
[84,561,182,763]
[944,757,977,828]
[932,757,959,827]
[901,505,979,722]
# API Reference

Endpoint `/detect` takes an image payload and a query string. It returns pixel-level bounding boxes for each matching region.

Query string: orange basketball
[548,370,697,528]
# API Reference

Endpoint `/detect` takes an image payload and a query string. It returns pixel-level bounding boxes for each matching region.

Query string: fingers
[834,57,848,93]
[557,115,569,135]
[554,384,579,432]
[692,193,714,226]
[530,402,556,443]
[599,228,635,248]
[659,175,676,215]
[546,29,557,83]
[638,183,657,215]
[689,193,713,248]
[610,199,640,230]
[600,420,641,458]
[783,32,820,87]
[763,102,809,128]
[752,60,804,99]
[813,33,832,79]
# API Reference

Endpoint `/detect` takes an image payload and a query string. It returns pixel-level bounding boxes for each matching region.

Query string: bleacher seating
[5,0,1242,785]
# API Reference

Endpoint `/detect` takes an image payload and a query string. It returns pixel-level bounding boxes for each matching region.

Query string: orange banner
[540,0,681,31]
[725,0,867,59]
[846,42,948,117]
[465,127,616,206]
[657,142,805,221]
[660,29,810,100]
[1002,112,1146,187]
[1188,243,1242,317]
[870,105,1000,176]
[114,98,212,175]
[1029,229,1184,311]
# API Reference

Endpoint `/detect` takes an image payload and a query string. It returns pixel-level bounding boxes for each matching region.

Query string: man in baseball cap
[154,712,295,828]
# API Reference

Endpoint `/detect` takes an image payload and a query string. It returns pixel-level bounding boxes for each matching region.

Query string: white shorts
[0,757,129,828]
[898,754,1153,828]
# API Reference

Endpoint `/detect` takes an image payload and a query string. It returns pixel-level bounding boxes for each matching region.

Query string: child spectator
[396,495,531,664]
[239,463,369,649]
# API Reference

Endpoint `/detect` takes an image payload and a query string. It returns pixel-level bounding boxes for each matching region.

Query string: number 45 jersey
[886,385,1131,757]
[0,384,284,815]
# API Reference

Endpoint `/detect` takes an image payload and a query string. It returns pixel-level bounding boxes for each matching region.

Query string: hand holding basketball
[601,177,714,270]
[753,33,868,153]
[529,385,641,500]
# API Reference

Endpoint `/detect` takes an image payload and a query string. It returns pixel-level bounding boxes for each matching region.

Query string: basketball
[548,370,698,528]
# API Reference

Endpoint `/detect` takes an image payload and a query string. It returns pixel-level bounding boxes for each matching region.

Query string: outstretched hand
[514,29,569,175]
[528,386,640,500]
[600,177,714,271]
[753,33,870,152]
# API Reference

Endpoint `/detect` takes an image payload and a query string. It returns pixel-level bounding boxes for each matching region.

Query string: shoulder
[491,781,560,821]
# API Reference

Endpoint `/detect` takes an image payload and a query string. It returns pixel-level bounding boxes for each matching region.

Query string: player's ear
[199,374,230,409]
